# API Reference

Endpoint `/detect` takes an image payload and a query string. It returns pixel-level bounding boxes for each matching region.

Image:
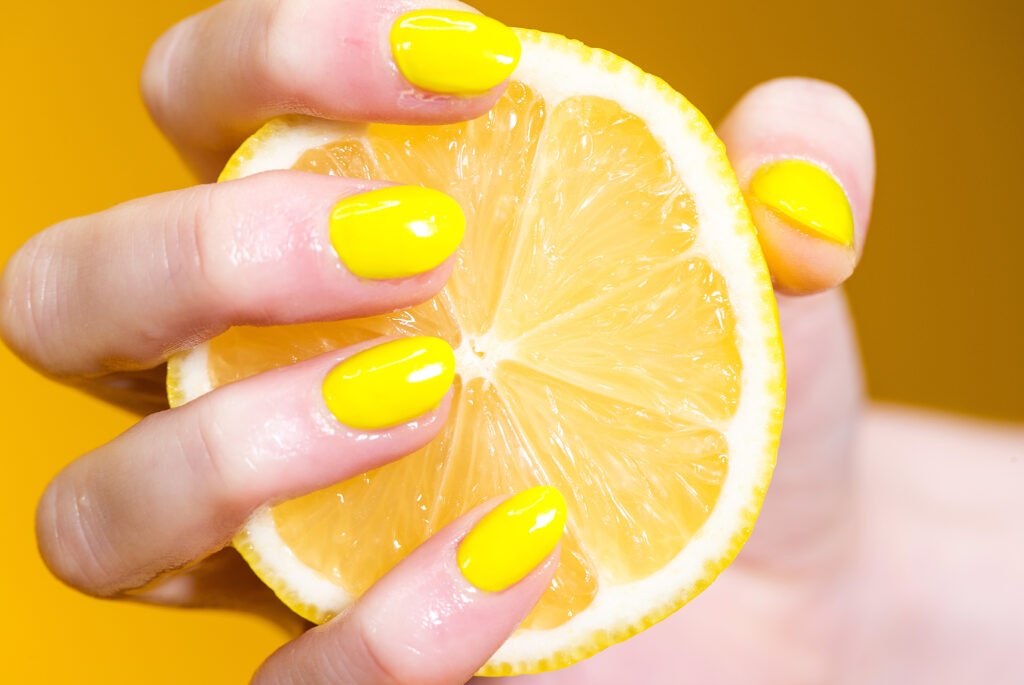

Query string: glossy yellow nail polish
[390,10,521,95]
[457,486,567,592]
[329,186,465,279]
[322,336,455,430]
[749,159,855,246]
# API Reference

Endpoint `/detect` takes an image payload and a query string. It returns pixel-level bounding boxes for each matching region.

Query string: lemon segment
[167,28,784,676]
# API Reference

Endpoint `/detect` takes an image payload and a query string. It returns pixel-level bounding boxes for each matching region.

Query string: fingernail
[457,486,567,592]
[322,336,455,430]
[390,10,521,96]
[749,159,855,246]
[329,186,465,280]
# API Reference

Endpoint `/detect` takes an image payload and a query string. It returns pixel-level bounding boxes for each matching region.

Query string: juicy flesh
[209,83,741,629]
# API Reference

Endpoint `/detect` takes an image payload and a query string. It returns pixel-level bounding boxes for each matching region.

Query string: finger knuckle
[0,229,67,373]
[161,184,235,314]
[349,616,408,685]
[140,16,195,130]
[350,611,461,685]
[260,0,318,106]
[36,473,123,597]
[181,398,253,521]
[170,173,328,323]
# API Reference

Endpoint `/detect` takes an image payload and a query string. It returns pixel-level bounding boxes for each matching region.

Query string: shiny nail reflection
[329,186,465,279]
[390,10,521,95]
[457,486,567,592]
[322,337,455,430]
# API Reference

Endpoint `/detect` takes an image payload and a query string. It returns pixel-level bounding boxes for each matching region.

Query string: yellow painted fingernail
[329,186,465,280]
[749,159,855,246]
[322,336,455,430]
[457,486,567,592]
[390,10,521,95]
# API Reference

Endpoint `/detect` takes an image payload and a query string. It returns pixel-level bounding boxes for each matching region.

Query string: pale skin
[1,0,1021,682]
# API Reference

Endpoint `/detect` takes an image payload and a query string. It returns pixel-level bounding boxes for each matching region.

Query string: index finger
[142,0,520,179]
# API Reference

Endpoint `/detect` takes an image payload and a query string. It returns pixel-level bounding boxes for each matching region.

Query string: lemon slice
[168,29,785,675]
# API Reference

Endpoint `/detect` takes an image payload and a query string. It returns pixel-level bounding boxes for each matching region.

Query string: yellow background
[1,0,1020,681]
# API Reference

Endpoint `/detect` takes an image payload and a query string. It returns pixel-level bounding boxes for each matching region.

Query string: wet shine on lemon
[168,29,785,675]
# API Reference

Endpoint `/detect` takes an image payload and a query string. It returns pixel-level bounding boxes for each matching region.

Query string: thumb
[745,289,865,572]
[719,77,875,295]
[716,78,874,572]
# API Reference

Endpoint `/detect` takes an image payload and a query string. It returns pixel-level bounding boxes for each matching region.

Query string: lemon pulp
[204,82,741,630]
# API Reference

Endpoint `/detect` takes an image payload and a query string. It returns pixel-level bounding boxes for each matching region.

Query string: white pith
[174,30,784,674]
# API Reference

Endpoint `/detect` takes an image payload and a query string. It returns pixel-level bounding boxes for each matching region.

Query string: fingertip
[328,185,467,281]
[320,335,456,432]
[261,493,560,685]
[718,77,875,294]
[266,0,512,125]
[355,494,560,681]
[390,9,521,98]
[746,158,859,293]
[457,486,566,593]
[207,171,458,323]
[146,0,515,176]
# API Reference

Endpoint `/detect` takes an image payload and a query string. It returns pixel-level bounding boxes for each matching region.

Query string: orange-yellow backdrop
[2,1,1021,681]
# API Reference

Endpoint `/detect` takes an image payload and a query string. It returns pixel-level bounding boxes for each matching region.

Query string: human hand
[3,1,925,683]
[482,76,877,684]
[1,1,572,682]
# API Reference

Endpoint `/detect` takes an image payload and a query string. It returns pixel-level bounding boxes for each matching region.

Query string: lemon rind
[167,28,785,676]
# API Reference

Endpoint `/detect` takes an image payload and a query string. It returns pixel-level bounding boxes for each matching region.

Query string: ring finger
[36,335,456,597]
